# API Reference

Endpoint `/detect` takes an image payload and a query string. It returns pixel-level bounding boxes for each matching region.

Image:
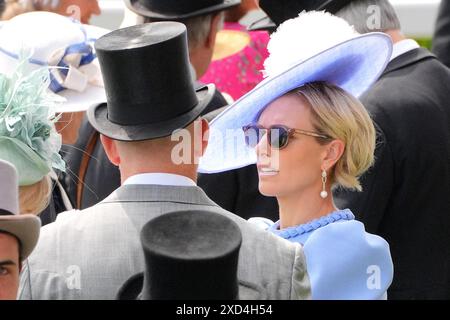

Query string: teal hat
[0,53,65,186]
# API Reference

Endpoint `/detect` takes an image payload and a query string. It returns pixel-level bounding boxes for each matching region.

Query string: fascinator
[0,53,65,185]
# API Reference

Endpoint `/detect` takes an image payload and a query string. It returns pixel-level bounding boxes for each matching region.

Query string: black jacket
[334,48,450,299]
[432,0,450,68]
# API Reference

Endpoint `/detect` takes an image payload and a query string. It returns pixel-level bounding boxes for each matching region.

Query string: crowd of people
[1,0,450,300]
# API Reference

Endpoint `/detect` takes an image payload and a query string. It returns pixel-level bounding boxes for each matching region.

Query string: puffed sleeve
[302,220,393,300]
[247,217,274,230]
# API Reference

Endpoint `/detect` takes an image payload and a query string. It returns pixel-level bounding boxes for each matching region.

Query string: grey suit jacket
[19,184,311,300]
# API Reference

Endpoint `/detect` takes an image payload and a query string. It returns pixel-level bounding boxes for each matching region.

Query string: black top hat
[87,22,214,141]
[125,0,241,20]
[248,0,354,32]
[117,210,243,300]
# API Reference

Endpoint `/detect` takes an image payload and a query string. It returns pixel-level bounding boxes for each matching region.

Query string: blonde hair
[19,175,52,215]
[294,81,376,191]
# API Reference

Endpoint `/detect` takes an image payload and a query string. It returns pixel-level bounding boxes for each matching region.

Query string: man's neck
[189,47,212,79]
[384,29,406,44]
[120,167,198,185]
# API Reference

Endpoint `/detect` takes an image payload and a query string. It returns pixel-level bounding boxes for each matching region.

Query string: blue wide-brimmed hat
[198,11,392,173]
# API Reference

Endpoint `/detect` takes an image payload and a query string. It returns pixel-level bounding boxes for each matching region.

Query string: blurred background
[92,0,441,48]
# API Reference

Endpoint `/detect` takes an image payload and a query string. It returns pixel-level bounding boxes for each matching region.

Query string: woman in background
[0,0,100,23]
[0,56,65,215]
[0,11,109,223]
[200,0,269,100]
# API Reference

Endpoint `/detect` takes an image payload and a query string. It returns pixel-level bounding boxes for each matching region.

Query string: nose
[255,129,271,160]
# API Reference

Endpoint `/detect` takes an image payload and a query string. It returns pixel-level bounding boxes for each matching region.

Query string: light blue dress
[249,209,394,300]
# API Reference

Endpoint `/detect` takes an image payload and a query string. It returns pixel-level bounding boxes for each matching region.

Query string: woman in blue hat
[199,11,394,299]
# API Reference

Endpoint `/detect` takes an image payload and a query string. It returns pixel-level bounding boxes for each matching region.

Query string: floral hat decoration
[0,52,65,186]
[0,11,109,113]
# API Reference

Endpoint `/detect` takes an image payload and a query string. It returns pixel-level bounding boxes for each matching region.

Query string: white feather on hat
[264,11,359,77]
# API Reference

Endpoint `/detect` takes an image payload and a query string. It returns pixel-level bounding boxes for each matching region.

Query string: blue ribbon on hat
[48,41,96,93]
[0,18,96,94]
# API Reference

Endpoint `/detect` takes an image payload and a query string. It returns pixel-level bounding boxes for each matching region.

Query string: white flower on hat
[263,11,359,78]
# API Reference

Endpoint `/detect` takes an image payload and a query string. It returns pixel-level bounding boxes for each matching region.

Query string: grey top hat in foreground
[117,210,243,300]
[0,160,41,260]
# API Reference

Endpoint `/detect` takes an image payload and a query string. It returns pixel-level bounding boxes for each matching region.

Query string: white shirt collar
[123,173,196,187]
[390,39,420,62]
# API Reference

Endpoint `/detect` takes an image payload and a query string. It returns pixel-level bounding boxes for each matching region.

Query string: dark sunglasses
[242,124,331,150]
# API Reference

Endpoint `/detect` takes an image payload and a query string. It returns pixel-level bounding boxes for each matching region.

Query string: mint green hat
[0,54,65,186]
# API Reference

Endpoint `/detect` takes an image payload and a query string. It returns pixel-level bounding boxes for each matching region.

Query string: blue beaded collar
[269,209,355,240]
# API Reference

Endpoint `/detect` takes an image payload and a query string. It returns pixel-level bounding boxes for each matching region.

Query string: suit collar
[383,47,436,76]
[390,39,420,62]
[123,173,196,187]
[100,184,217,207]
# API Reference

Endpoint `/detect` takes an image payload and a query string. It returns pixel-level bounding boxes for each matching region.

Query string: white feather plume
[263,11,359,78]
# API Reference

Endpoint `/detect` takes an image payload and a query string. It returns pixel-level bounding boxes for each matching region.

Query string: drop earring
[320,169,328,199]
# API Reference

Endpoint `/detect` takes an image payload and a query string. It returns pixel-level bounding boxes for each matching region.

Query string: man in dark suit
[432,0,450,68]
[332,0,450,299]
[250,0,450,299]
[62,0,234,209]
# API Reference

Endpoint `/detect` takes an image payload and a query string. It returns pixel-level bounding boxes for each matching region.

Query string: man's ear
[206,13,222,49]
[321,139,345,171]
[100,134,121,166]
[201,118,209,157]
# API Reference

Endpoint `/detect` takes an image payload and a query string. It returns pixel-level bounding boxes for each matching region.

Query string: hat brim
[116,272,143,300]
[0,23,109,113]
[247,15,277,32]
[0,214,41,260]
[116,273,267,300]
[52,24,110,113]
[126,0,240,20]
[56,82,106,113]
[87,84,215,141]
[211,30,251,62]
[198,33,392,173]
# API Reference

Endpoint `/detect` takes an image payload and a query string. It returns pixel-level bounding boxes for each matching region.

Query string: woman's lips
[258,166,279,176]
